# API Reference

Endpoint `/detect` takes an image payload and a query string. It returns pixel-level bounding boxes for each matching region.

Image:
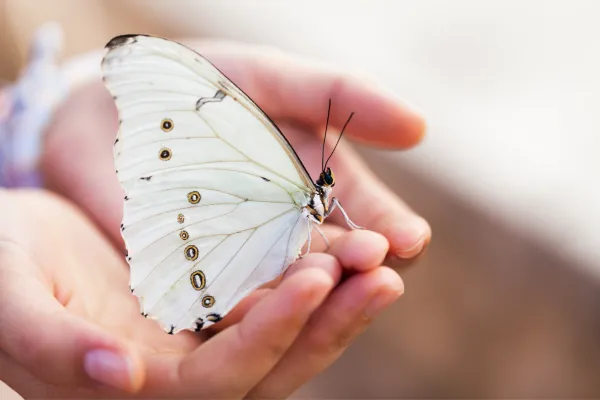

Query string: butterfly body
[102,34,357,333]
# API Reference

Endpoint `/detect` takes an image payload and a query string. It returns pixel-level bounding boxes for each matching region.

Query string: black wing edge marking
[105,34,149,49]
[103,33,315,190]
[194,318,204,332]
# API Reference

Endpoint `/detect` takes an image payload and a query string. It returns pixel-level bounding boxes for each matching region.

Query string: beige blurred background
[2,0,600,398]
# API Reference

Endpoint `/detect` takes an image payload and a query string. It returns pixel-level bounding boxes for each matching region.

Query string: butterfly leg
[299,220,330,259]
[328,198,364,230]
[299,217,315,259]
[299,220,312,259]
[313,223,330,249]
[299,213,330,258]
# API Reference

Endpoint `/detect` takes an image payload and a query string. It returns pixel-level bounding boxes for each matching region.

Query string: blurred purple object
[0,22,68,187]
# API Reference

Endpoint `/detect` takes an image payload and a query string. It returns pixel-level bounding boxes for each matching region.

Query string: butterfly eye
[202,295,215,308]
[159,148,172,161]
[161,118,174,132]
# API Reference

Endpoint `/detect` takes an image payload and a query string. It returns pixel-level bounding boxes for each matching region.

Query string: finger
[271,121,431,261]
[302,223,346,254]
[327,142,431,261]
[153,253,340,398]
[42,81,124,247]
[0,241,144,392]
[248,266,403,399]
[325,229,389,272]
[191,40,426,148]
[204,288,272,334]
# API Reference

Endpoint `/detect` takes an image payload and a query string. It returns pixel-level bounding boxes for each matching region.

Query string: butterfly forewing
[102,35,314,333]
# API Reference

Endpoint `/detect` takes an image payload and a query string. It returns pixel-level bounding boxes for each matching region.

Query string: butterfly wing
[102,35,314,333]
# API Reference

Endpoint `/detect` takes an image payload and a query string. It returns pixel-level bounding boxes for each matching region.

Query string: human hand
[25,40,430,398]
[0,189,400,398]
[42,39,431,259]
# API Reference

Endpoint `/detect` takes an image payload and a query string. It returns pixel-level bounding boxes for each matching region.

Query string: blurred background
[2,0,600,397]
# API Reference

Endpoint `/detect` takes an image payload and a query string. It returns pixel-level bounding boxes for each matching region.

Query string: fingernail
[84,349,134,390]
[364,291,401,319]
[395,236,425,259]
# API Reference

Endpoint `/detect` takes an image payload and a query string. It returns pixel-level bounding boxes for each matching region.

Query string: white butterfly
[101,34,360,334]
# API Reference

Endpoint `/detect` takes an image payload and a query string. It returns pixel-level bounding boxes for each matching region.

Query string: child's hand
[42,40,431,260]
[0,189,400,398]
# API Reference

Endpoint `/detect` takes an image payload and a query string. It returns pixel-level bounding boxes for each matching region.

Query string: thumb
[0,241,144,392]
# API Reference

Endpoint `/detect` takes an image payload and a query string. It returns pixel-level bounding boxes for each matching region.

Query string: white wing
[102,34,314,333]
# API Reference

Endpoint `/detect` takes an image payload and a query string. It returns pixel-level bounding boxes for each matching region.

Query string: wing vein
[131,203,241,259]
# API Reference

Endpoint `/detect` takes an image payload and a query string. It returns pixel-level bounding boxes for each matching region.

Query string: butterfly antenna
[324,111,354,169]
[321,99,332,172]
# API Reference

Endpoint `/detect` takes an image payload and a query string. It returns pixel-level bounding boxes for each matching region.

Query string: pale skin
[0,40,431,398]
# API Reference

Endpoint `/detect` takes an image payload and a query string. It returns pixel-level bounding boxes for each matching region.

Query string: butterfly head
[317,167,335,188]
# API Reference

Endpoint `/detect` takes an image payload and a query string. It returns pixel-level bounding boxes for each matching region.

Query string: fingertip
[289,262,339,302]
[328,230,389,272]
[284,253,342,285]
[378,215,431,260]
[382,96,427,149]
[384,89,428,146]
[363,266,404,318]
[376,266,405,295]
[339,78,427,149]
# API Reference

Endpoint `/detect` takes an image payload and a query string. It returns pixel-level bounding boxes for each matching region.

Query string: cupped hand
[0,190,401,398]
[15,40,430,398]
[42,39,431,260]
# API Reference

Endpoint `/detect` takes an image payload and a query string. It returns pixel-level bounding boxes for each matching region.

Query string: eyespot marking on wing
[202,295,215,308]
[161,118,174,132]
[185,245,199,261]
[190,270,206,290]
[159,148,172,161]
[180,230,189,240]
[187,191,201,204]
[177,213,185,223]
